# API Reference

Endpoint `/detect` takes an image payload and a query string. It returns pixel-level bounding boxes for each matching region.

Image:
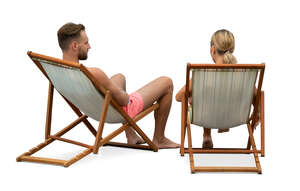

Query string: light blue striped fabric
[36,58,125,123]
[191,68,258,129]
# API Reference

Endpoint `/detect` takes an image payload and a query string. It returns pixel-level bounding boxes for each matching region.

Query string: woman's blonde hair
[211,29,237,64]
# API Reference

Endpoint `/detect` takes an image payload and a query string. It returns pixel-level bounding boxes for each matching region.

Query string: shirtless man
[57,22,179,149]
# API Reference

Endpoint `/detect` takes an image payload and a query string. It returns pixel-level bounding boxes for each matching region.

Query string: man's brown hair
[57,23,85,50]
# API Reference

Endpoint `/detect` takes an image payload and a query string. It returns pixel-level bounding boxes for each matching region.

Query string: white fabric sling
[191,68,258,129]
[35,58,125,123]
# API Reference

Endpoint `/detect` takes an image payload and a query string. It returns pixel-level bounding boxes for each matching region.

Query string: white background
[1,0,299,190]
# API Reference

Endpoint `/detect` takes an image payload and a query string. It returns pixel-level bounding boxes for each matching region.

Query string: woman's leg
[218,128,229,133]
[218,128,230,133]
[136,76,179,148]
[203,128,213,149]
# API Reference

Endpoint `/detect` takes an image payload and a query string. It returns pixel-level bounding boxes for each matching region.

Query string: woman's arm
[175,79,192,102]
[250,87,261,128]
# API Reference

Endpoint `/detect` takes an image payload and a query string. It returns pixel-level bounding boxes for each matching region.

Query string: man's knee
[113,73,126,82]
[159,76,173,91]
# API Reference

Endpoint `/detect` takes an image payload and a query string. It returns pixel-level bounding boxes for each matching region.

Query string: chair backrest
[30,53,125,123]
[189,64,264,129]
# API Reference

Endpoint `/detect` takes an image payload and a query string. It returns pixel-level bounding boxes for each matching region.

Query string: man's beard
[78,48,88,60]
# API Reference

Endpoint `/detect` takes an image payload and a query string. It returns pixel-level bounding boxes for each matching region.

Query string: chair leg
[247,134,252,150]
[180,95,186,156]
[186,118,195,173]
[247,91,265,157]
[260,91,265,157]
[247,124,262,174]
[180,125,186,156]
[93,92,111,154]
[45,82,54,139]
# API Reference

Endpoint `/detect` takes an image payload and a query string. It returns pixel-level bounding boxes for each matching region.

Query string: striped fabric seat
[36,58,125,123]
[191,68,258,129]
[180,63,265,173]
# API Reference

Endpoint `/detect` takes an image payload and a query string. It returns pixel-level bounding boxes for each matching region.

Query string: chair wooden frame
[16,51,158,167]
[180,63,265,173]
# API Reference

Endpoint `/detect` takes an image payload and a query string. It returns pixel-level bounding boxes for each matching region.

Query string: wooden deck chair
[17,51,158,167]
[180,63,265,173]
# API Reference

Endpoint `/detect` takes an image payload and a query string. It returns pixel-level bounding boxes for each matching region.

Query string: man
[57,22,179,149]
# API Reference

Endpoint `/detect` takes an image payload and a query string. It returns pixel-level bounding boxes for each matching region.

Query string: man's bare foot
[202,135,213,149]
[125,127,146,144]
[153,137,180,149]
[218,128,230,133]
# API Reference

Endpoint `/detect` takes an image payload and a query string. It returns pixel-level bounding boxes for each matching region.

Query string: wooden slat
[189,63,265,69]
[28,51,80,68]
[49,136,92,149]
[18,156,66,166]
[193,166,259,173]
[184,148,261,154]
[64,148,93,167]
[104,141,152,150]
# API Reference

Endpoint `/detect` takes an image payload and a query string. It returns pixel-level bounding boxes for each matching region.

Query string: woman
[176,29,237,148]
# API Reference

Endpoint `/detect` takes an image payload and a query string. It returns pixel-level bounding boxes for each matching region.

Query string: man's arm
[88,67,129,106]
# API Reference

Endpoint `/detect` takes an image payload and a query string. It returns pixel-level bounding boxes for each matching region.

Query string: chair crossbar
[49,136,92,149]
[18,156,67,166]
[104,142,152,150]
[192,166,259,173]
[184,148,261,154]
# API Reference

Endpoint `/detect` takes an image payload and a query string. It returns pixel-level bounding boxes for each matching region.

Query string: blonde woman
[176,29,238,148]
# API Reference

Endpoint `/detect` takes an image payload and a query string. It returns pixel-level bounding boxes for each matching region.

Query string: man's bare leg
[203,128,213,149]
[136,76,179,149]
[110,73,145,144]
